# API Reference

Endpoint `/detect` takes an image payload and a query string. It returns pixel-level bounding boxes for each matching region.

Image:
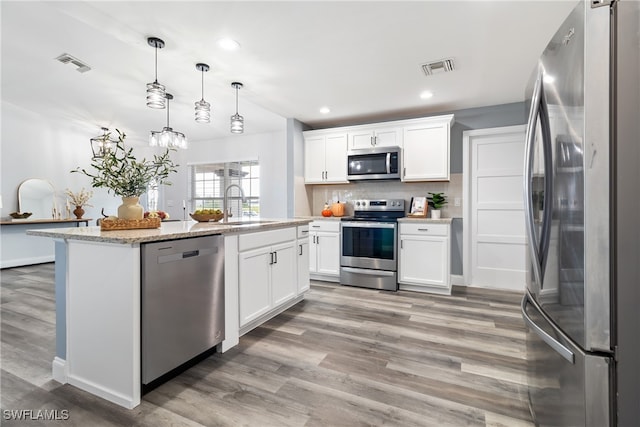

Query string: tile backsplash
[310,173,463,218]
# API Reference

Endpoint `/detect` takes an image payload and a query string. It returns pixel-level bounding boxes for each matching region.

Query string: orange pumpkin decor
[331,201,345,217]
[321,203,333,217]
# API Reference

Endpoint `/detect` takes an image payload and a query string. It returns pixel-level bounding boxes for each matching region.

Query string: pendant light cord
[166,96,170,127]
[235,85,239,114]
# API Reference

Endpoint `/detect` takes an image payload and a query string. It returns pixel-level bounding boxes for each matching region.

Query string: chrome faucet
[223,184,246,222]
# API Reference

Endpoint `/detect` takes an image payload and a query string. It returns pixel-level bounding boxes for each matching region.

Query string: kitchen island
[27,218,312,409]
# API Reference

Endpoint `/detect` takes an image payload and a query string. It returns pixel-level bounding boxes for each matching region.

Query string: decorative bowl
[189,212,228,222]
[9,212,32,219]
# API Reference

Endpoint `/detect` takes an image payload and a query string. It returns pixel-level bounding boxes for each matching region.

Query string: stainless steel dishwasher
[141,235,224,386]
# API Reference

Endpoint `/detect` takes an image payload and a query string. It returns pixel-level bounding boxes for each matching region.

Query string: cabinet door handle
[312,225,321,228]
[269,252,274,265]
[316,236,319,244]
[301,230,309,234]
[371,136,374,146]
[403,167,406,178]
[274,251,278,264]
[418,228,429,232]
[299,244,303,256]
[400,240,403,249]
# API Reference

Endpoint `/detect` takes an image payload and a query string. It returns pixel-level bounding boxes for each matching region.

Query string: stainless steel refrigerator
[521,1,640,426]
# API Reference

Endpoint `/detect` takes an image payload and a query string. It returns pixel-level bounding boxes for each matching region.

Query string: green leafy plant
[427,192,448,210]
[72,129,178,198]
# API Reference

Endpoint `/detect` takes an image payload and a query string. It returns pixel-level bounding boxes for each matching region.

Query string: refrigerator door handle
[523,72,545,289]
[521,293,575,364]
[523,70,554,289]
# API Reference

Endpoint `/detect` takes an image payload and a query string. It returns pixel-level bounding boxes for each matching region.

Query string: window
[190,161,260,218]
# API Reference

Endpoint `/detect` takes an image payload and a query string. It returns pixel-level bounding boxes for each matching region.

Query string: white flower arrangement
[65,188,93,207]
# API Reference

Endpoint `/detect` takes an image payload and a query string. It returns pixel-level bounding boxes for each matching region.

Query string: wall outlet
[454,197,461,207]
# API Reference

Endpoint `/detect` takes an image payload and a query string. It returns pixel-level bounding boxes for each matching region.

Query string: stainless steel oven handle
[386,152,391,174]
[521,293,574,363]
[341,221,396,229]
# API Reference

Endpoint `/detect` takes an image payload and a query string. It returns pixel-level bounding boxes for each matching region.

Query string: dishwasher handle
[182,250,199,258]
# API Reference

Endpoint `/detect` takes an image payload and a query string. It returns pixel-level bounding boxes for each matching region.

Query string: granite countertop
[397,217,454,224]
[26,218,312,245]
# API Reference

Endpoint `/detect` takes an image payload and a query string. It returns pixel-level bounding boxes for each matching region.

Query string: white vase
[117,196,143,220]
[431,209,441,219]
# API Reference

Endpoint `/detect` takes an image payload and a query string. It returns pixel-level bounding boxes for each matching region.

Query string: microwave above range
[347,146,401,181]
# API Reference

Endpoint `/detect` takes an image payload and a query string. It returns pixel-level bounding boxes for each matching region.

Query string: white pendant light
[194,63,211,123]
[150,93,187,149]
[146,37,166,109]
[230,82,244,134]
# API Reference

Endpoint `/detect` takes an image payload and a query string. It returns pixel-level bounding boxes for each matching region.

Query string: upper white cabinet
[304,114,453,184]
[402,115,454,181]
[348,126,402,150]
[304,133,348,184]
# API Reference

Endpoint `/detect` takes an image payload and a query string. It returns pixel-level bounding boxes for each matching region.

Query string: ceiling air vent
[55,53,91,73]
[421,58,455,76]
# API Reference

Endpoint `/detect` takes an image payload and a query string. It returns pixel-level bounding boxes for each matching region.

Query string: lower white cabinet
[238,227,302,330]
[398,222,451,294]
[308,220,341,282]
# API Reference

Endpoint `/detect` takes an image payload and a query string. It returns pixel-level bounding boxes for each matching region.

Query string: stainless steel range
[340,199,405,291]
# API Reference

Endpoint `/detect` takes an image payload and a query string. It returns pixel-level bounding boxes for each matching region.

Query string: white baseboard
[67,374,140,409]
[310,273,339,283]
[1,255,54,269]
[52,357,67,383]
[451,274,464,286]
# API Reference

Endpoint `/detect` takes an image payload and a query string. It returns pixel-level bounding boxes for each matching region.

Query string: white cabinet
[297,225,310,294]
[398,222,451,294]
[238,228,297,328]
[348,126,402,150]
[402,115,454,181]
[304,132,348,183]
[308,220,341,282]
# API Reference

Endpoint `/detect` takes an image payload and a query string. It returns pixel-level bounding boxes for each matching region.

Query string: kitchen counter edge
[26,218,312,244]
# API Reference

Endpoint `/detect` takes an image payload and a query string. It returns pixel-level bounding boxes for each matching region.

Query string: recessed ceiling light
[320,107,331,114]
[217,38,240,51]
[420,91,434,99]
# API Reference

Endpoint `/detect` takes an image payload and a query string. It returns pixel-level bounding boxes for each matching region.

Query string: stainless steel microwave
[347,146,401,181]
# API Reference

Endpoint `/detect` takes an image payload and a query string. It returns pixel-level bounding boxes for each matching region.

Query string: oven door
[341,221,397,271]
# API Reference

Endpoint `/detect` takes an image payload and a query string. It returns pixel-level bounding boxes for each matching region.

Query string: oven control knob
[355,201,360,207]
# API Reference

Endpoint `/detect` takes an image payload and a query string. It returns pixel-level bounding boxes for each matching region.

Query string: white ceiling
[1,1,578,145]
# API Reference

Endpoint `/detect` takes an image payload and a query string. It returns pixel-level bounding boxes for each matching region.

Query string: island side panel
[66,239,141,409]
[55,240,67,360]
[220,234,239,352]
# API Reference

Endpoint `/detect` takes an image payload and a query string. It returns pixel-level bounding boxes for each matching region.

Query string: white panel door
[469,126,527,290]
[316,231,340,275]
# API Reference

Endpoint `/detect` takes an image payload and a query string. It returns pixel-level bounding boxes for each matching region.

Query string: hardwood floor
[1,263,534,426]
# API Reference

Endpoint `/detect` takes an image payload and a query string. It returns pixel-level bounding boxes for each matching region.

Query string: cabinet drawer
[238,227,296,252]
[400,222,449,236]
[297,225,309,239]
[309,220,340,233]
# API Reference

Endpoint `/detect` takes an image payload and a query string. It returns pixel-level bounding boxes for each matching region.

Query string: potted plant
[65,188,93,219]
[427,192,447,219]
[72,129,178,220]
